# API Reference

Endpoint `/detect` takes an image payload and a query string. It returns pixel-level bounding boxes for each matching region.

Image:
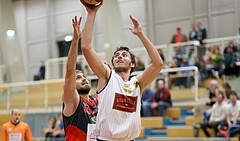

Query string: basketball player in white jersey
[80,1,164,140]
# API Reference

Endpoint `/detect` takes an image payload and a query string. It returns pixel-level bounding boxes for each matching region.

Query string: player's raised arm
[81,0,110,90]
[62,16,82,116]
[129,15,164,90]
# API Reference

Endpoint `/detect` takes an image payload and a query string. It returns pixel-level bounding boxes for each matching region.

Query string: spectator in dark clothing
[189,23,198,41]
[223,82,233,100]
[141,85,155,117]
[152,79,172,116]
[197,22,207,44]
[157,48,165,63]
[39,60,46,80]
[175,55,194,88]
[44,115,57,141]
[206,80,219,106]
[223,40,238,54]
[194,56,206,86]
[174,46,186,67]
[223,46,238,77]
[135,56,145,71]
[188,23,198,58]
[167,60,178,88]
[196,22,207,59]
[76,61,82,70]
[52,114,64,139]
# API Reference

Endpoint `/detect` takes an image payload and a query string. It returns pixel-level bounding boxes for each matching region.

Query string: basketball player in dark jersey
[62,16,98,141]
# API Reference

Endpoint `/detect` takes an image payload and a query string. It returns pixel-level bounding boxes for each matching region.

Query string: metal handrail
[0,66,199,114]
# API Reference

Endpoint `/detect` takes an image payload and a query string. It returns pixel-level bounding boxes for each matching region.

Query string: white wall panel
[54,0,82,13]
[212,13,236,37]
[27,19,47,41]
[26,0,46,18]
[123,27,147,49]
[28,42,49,64]
[13,0,28,74]
[155,20,191,45]
[194,0,207,15]
[55,13,80,40]
[153,0,191,22]
[94,34,104,52]
[118,0,146,28]
[212,0,235,12]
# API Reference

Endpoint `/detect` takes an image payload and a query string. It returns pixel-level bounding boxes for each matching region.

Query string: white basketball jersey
[95,70,141,140]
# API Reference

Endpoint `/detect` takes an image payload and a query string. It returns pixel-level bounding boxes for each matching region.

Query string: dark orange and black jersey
[63,94,98,141]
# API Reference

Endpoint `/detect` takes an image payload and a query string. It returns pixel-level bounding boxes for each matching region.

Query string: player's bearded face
[77,85,90,95]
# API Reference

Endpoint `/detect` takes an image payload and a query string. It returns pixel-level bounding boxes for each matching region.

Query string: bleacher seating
[165,108,181,119]
[185,116,202,126]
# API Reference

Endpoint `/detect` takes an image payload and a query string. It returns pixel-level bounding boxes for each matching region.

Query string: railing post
[194,66,199,101]
[45,59,50,80]
[44,83,48,109]
[7,89,10,111]
[25,87,29,111]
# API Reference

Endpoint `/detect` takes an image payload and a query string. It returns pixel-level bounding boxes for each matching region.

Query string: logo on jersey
[83,102,97,123]
[112,93,137,113]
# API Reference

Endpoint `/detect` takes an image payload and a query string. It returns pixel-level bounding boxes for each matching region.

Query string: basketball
[80,0,102,6]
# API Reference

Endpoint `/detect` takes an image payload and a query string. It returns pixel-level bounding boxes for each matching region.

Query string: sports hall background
[0,0,240,140]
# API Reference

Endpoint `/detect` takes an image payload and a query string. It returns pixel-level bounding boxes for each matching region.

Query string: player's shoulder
[2,121,11,127]
[20,121,30,126]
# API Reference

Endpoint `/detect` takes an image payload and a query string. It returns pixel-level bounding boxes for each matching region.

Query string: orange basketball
[80,0,102,6]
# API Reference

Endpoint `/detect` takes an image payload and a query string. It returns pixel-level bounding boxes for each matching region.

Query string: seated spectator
[203,46,213,75]
[193,56,206,86]
[206,80,219,106]
[175,55,194,88]
[135,56,145,71]
[44,115,57,141]
[207,46,223,78]
[174,46,186,67]
[157,48,165,63]
[167,60,178,88]
[52,114,65,140]
[200,91,227,137]
[223,40,238,54]
[223,82,234,100]
[223,46,239,77]
[152,79,172,116]
[218,92,240,137]
[141,85,155,117]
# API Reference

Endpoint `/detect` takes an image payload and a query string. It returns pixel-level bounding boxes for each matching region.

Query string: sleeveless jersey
[95,70,141,140]
[63,94,98,141]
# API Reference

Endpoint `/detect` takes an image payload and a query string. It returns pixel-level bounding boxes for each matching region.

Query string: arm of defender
[62,16,82,116]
